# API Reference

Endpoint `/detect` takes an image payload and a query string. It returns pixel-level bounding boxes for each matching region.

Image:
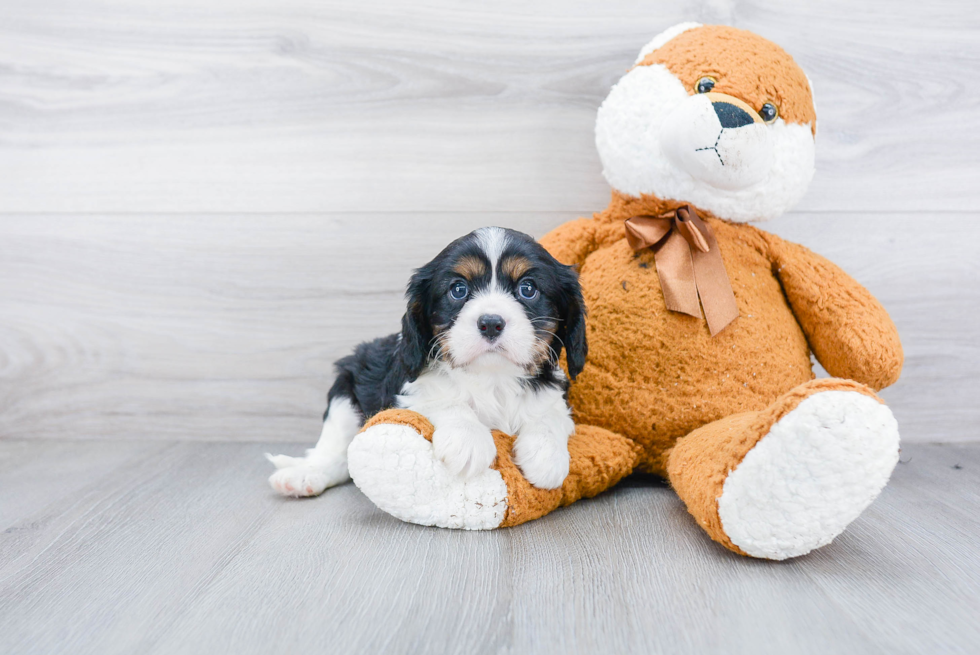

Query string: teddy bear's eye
[759,102,779,123]
[695,77,716,94]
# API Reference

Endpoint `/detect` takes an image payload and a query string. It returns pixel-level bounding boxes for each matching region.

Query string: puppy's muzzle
[478,314,505,342]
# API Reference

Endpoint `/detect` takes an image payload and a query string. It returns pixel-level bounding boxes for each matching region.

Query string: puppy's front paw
[265,453,349,498]
[513,434,570,490]
[432,422,497,479]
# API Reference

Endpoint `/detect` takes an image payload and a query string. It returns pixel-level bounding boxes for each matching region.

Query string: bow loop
[623,215,673,251]
[674,207,710,253]
[624,205,739,336]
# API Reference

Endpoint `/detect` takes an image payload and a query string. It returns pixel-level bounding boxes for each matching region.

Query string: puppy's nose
[477,314,506,341]
[712,101,755,129]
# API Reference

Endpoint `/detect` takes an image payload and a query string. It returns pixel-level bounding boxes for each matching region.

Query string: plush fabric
[666,378,884,555]
[638,25,817,135]
[351,410,510,530]
[349,24,904,559]
[500,423,643,527]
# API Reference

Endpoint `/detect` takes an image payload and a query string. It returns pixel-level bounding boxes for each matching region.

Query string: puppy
[267,226,587,497]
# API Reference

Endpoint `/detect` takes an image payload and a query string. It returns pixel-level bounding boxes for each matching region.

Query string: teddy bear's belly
[569,238,814,474]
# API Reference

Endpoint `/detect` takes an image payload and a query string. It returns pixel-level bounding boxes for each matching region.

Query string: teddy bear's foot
[669,379,900,560]
[348,411,509,530]
[349,409,643,530]
[718,388,899,559]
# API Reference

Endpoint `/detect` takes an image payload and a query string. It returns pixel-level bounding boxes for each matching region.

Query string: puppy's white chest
[466,376,527,434]
[397,362,534,434]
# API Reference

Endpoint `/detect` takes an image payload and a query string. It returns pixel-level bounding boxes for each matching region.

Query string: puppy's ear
[556,265,588,380]
[398,265,434,378]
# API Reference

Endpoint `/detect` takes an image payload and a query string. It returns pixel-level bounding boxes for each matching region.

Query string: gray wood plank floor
[0,440,977,655]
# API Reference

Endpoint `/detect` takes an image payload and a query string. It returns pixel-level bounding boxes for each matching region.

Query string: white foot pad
[718,390,900,560]
[348,424,508,530]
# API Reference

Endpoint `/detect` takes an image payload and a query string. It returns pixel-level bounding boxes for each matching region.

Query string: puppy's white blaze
[266,396,361,497]
[596,64,815,222]
[444,287,538,370]
[475,226,508,281]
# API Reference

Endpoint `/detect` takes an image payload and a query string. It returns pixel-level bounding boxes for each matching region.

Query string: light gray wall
[1,0,976,443]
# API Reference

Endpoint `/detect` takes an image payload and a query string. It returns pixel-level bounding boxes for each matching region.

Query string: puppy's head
[400,227,587,380]
[596,23,816,221]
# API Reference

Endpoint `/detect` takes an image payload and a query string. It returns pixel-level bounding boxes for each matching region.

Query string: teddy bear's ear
[634,22,702,64]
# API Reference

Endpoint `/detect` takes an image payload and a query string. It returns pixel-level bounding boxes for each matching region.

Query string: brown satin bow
[624,205,738,336]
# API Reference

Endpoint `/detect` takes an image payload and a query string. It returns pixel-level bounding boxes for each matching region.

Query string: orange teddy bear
[348,23,903,560]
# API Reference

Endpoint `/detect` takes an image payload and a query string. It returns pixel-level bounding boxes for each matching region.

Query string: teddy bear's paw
[512,433,570,490]
[717,390,900,560]
[348,422,508,530]
[265,452,349,498]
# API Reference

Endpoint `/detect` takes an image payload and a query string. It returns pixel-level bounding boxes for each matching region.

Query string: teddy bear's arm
[768,237,903,391]
[539,218,622,267]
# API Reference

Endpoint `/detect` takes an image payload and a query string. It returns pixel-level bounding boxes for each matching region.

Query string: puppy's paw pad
[268,465,331,498]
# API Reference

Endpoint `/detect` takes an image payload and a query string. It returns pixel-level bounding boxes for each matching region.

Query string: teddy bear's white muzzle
[660,94,773,191]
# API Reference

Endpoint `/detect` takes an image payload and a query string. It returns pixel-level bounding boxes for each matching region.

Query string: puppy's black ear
[398,264,434,379]
[556,264,588,380]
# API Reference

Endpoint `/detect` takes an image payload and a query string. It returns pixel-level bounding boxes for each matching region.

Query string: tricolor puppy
[267,227,587,497]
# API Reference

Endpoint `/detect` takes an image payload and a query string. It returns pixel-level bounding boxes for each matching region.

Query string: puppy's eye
[449,281,468,300]
[518,279,538,300]
[759,102,779,123]
[696,77,716,94]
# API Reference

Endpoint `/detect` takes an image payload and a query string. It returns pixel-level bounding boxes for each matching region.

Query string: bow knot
[624,205,739,336]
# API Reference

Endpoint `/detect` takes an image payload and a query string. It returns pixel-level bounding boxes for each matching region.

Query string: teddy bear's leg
[348,409,642,530]
[666,378,900,560]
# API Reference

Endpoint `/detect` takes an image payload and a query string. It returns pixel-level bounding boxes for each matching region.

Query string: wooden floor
[0,440,977,654]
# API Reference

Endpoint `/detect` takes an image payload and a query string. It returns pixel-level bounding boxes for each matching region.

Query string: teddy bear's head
[596,23,816,222]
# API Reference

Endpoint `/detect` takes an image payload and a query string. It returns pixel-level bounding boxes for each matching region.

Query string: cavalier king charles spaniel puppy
[267,226,587,497]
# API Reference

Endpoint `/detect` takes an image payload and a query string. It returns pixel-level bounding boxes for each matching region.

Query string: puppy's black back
[325,333,409,421]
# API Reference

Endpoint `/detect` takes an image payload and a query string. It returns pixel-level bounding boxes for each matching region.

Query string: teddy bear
[345,23,904,560]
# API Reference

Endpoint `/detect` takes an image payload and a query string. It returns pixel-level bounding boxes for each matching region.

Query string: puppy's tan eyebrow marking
[453,255,487,279]
[501,255,533,280]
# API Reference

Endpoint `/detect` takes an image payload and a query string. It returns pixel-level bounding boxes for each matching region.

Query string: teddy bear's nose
[713,101,756,129]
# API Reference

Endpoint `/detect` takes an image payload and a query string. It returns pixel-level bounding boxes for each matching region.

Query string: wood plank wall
[1,0,976,443]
